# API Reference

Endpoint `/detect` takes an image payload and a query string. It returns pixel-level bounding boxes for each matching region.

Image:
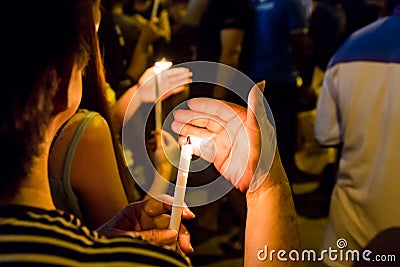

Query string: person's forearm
[292,31,314,87]
[127,37,152,82]
[159,11,171,42]
[219,28,244,68]
[213,29,244,99]
[145,161,174,199]
[112,85,140,132]
[213,47,242,99]
[245,151,302,266]
[219,49,241,68]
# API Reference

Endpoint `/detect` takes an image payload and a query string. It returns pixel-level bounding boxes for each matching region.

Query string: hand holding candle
[171,82,277,193]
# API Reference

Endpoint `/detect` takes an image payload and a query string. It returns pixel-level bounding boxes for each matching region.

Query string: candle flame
[185,134,215,155]
[154,58,173,74]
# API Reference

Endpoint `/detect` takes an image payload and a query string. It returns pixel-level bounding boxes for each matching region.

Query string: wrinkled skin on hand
[171,82,276,192]
[97,194,195,254]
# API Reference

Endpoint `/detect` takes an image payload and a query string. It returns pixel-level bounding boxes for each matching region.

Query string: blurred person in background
[242,0,315,186]
[315,0,400,265]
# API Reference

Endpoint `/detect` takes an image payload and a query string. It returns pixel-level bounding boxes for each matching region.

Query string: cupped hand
[97,194,195,254]
[171,82,276,192]
[137,67,192,103]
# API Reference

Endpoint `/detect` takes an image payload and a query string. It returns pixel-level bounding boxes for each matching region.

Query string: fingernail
[189,244,194,253]
[183,210,195,218]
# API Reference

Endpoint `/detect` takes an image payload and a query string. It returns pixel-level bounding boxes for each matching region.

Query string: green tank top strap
[62,110,99,200]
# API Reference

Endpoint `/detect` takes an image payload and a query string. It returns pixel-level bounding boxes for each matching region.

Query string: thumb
[247,81,266,132]
[257,80,266,93]
[246,81,277,192]
[138,229,178,245]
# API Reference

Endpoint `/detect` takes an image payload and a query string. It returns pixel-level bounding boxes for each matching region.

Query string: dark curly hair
[0,0,96,200]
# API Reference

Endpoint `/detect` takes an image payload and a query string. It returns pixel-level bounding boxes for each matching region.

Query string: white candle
[151,0,161,20]
[154,73,162,131]
[168,137,193,232]
[153,59,172,131]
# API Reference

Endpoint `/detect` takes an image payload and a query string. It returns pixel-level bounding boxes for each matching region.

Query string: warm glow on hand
[137,66,192,103]
[171,82,276,192]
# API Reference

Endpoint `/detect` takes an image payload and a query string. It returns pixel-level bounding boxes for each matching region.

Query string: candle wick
[186,136,191,145]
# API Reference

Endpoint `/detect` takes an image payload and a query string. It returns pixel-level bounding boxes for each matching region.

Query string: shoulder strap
[62,111,99,188]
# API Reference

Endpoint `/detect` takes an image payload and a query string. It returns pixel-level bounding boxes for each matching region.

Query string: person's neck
[8,128,56,210]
